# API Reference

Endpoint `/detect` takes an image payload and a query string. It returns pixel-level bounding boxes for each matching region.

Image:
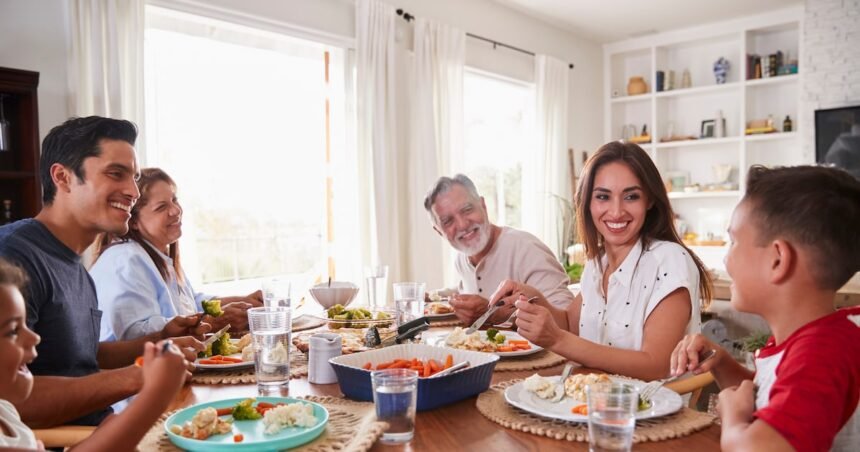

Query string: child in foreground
[0,258,189,450]
[671,165,860,451]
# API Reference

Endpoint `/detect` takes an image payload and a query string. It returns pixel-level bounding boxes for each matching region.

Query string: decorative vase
[681,69,692,88]
[713,57,730,84]
[627,76,647,96]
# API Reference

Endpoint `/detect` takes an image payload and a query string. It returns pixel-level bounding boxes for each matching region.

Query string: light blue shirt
[90,240,210,341]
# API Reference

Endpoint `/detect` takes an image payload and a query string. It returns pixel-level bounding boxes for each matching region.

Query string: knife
[465,299,507,335]
[202,324,231,349]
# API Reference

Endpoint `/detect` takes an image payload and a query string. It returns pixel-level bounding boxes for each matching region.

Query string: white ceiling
[492,0,803,43]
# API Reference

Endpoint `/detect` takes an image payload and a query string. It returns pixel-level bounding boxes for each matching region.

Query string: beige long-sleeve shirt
[454,227,574,308]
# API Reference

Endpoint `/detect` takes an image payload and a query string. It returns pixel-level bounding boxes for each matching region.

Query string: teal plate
[165,397,328,451]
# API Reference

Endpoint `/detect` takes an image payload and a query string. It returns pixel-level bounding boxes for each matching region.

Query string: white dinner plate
[195,339,254,370]
[424,330,543,358]
[504,376,683,423]
[423,302,456,319]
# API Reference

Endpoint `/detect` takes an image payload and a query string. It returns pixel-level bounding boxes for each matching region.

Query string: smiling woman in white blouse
[90,168,262,341]
[493,141,712,381]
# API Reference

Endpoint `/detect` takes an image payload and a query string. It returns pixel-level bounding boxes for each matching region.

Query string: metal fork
[640,349,717,402]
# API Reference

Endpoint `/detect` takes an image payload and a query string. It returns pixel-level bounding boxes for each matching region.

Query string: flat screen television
[815,105,860,180]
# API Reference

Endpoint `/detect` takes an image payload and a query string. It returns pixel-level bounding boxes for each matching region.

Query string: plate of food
[165,397,328,451]
[423,302,456,319]
[292,327,397,355]
[426,327,543,358]
[504,373,683,423]
[309,305,395,329]
[196,335,255,370]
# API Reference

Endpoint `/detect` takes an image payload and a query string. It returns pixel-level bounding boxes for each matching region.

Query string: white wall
[800,0,860,158]
[0,0,70,142]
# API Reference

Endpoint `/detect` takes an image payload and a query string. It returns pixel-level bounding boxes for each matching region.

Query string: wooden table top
[169,329,721,451]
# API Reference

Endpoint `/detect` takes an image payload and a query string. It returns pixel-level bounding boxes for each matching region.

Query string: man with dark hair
[672,165,860,451]
[424,174,573,326]
[0,117,206,428]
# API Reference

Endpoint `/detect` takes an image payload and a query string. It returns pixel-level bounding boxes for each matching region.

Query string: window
[144,7,352,294]
[463,69,534,228]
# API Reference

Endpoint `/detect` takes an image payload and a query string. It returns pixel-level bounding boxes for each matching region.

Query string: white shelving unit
[603,6,804,243]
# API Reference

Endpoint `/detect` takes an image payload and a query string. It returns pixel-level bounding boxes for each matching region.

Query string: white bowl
[309,282,359,309]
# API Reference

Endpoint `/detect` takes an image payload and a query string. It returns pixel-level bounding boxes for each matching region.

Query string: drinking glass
[262,278,291,309]
[248,307,291,395]
[393,282,425,328]
[364,265,389,309]
[586,382,638,452]
[371,368,418,443]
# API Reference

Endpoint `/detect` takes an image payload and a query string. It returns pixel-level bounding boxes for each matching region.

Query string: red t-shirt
[753,306,860,452]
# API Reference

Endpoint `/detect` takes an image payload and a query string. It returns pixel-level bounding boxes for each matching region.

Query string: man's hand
[449,294,516,326]
[161,313,210,340]
[670,333,723,377]
[169,336,205,375]
[242,290,264,307]
[718,380,756,424]
[513,295,563,347]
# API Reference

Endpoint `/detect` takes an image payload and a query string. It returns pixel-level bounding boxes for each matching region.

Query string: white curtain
[523,55,570,261]
[67,0,146,156]
[355,0,407,295]
[409,18,465,289]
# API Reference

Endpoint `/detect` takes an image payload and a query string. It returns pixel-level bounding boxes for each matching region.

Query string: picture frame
[701,119,716,138]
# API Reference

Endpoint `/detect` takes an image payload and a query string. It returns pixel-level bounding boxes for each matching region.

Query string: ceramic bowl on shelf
[309,281,359,309]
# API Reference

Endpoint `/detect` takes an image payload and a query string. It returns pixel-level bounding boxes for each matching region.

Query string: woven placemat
[476,379,715,443]
[494,349,566,372]
[191,346,309,385]
[139,396,385,452]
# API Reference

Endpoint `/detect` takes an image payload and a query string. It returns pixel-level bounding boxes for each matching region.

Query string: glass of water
[248,307,291,395]
[586,382,638,452]
[364,265,389,309]
[393,282,425,328]
[371,368,418,443]
[262,278,291,309]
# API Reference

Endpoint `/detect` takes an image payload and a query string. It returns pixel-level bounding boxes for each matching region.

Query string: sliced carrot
[233,434,244,443]
[209,355,224,361]
[423,360,431,378]
[134,356,144,367]
[217,356,244,363]
[445,354,453,369]
[428,359,440,373]
[199,359,228,365]
[362,362,373,370]
[257,402,275,409]
[509,340,530,346]
[571,405,588,415]
[215,407,233,416]
[497,346,514,352]
[514,344,532,350]
[376,361,393,370]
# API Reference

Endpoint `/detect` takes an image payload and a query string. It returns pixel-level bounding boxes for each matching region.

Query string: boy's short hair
[0,258,28,291]
[743,165,860,290]
[40,116,138,204]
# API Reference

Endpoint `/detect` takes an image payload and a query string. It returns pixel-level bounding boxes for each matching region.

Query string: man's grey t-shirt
[0,219,110,425]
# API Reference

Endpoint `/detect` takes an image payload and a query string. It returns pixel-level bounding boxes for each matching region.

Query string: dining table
[166,324,722,451]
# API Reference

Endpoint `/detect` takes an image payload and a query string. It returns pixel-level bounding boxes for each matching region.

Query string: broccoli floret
[326,304,346,318]
[198,342,213,358]
[232,398,262,420]
[486,328,499,340]
[494,333,506,344]
[211,332,238,356]
[638,395,652,411]
[202,299,223,317]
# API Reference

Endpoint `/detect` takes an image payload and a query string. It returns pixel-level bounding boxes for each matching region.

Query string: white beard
[452,222,492,256]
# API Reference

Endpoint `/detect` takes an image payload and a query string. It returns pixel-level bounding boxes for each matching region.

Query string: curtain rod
[396,9,574,69]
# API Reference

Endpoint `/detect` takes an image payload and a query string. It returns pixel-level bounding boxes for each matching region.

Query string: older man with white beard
[424,174,574,326]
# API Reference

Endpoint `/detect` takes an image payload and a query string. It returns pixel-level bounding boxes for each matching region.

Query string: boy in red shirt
[671,165,860,451]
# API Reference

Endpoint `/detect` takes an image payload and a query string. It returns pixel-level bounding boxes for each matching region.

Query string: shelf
[655,137,740,149]
[668,191,741,199]
[655,82,740,99]
[744,132,797,142]
[610,94,651,104]
[745,74,798,87]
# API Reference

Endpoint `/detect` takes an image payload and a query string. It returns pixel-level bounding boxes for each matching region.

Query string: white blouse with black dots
[578,239,702,351]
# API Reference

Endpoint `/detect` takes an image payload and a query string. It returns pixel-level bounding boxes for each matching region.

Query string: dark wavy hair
[94,168,183,285]
[40,116,137,204]
[0,258,28,292]
[574,141,712,305]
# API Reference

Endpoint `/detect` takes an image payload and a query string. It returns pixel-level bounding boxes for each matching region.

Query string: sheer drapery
[356,0,408,291]
[68,0,146,157]
[523,54,570,261]
[409,18,465,289]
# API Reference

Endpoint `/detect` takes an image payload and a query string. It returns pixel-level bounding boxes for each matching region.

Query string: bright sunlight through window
[463,69,533,229]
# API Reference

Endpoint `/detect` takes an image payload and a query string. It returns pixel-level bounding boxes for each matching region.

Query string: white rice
[262,403,317,434]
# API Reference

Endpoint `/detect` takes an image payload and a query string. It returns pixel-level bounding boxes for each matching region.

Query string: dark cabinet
[0,67,41,222]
